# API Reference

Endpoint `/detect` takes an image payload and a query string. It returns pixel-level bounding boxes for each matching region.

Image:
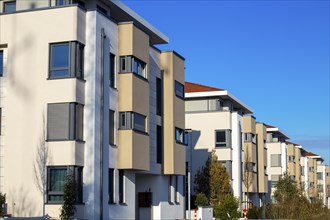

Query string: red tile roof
[306,152,319,157]
[185,82,224,93]
[264,124,276,128]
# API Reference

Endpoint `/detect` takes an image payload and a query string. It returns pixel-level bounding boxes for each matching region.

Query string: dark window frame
[108,168,115,204]
[46,166,83,204]
[119,56,147,79]
[109,53,116,88]
[3,1,16,13]
[174,81,184,99]
[119,170,125,204]
[0,50,3,76]
[175,127,185,145]
[119,111,146,133]
[109,110,115,145]
[215,130,231,148]
[47,102,84,141]
[49,41,84,80]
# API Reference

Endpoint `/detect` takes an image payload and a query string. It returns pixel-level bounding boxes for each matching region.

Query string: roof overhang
[266,127,290,139]
[108,0,169,44]
[185,91,253,114]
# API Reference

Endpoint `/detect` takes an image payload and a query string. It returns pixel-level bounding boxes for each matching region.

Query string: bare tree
[33,116,50,216]
[243,144,253,210]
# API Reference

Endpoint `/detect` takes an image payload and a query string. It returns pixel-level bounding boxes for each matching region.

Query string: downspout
[100,28,106,220]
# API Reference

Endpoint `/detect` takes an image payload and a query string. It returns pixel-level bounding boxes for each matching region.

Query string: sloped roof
[306,152,319,157]
[265,124,276,128]
[185,82,224,93]
[286,141,299,146]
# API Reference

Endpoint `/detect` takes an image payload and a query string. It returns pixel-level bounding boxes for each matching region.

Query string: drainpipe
[100,28,106,220]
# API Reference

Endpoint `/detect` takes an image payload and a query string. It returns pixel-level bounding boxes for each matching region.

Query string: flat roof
[109,0,169,44]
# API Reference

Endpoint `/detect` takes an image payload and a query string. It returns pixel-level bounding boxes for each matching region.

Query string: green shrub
[195,193,209,206]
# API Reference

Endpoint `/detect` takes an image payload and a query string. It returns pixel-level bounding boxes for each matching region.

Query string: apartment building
[265,124,289,202]
[185,82,252,207]
[0,0,186,219]
[242,116,268,208]
[316,157,326,205]
[286,142,302,187]
[326,166,330,207]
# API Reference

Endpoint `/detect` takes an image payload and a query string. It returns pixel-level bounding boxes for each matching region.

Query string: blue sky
[122,0,330,164]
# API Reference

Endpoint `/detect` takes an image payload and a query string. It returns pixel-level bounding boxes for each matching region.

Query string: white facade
[185,86,252,207]
[0,1,185,219]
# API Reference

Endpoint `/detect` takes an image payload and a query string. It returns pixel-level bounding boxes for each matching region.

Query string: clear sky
[122,0,330,164]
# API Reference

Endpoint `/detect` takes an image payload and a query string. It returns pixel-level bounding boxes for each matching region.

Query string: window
[220,161,233,179]
[108,168,115,203]
[317,172,323,180]
[175,127,185,145]
[327,172,330,177]
[290,175,296,181]
[47,166,83,203]
[309,167,314,172]
[56,0,69,6]
[215,130,231,148]
[317,184,323,192]
[119,170,125,203]
[156,77,162,116]
[310,182,315,188]
[245,162,256,173]
[120,56,146,78]
[109,110,115,145]
[49,42,84,79]
[47,103,83,141]
[271,154,281,167]
[119,112,146,133]
[175,176,179,203]
[244,133,256,143]
[109,53,116,88]
[0,51,3,76]
[301,166,305,176]
[157,125,162,164]
[4,1,16,13]
[288,155,295,162]
[271,175,281,187]
[175,81,184,99]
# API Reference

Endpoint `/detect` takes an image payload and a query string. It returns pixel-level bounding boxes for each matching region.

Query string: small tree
[209,150,230,205]
[60,173,77,220]
[195,193,209,207]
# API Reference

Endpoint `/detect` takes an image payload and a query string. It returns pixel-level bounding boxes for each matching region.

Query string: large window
[317,172,323,180]
[215,130,231,148]
[0,51,3,76]
[109,53,116,88]
[108,168,115,203]
[220,161,233,179]
[47,166,83,203]
[245,162,257,173]
[288,155,295,163]
[175,127,185,145]
[49,42,84,79]
[175,81,184,99]
[109,110,115,145]
[270,154,281,167]
[120,56,146,78]
[47,103,83,141]
[119,112,146,133]
[3,1,16,13]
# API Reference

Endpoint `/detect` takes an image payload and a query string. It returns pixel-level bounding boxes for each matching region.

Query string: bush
[60,173,77,220]
[0,193,6,216]
[246,206,262,219]
[195,193,209,207]
[213,193,240,220]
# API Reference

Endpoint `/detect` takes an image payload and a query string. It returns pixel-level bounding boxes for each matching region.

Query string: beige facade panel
[47,141,84,166]
[117,130,149,170]
[46,79,85,104]
[243,143,257,163]
[326,166,330,196]
[244,173,258,193]
[243,115,256,134]
[161,51,185,175]
[118,73,149,118]
[118,23,149,65]
[256,123,268,193]
[288,162,295,176]
[287,143,295,155]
